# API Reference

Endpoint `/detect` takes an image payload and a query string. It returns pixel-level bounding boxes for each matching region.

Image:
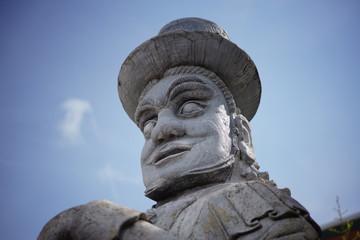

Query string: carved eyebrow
[135,76,216,125]
[135,98,154,125]
[166,76,216,101]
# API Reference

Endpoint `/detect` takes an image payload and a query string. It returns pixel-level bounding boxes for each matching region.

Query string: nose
[151,110,186,144]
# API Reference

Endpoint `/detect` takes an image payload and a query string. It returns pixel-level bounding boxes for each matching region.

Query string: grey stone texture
[118,18,261,123]
[38,18,321,239]
[148,181,319,239]
[38,200,146,240]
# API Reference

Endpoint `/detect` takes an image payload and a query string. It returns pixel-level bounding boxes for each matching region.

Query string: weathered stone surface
[118,19,261,123]
[148,181,319,239]
[39,17,321,239]
[38,200,145,240]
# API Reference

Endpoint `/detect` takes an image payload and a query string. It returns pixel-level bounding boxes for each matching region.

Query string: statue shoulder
[38,200,148,240]
[151,181,321,239]
[219,181,320,235]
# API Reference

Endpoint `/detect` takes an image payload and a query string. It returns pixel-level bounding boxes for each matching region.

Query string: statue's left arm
[38,200,179,240]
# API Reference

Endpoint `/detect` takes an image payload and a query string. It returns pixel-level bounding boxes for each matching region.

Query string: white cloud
[58,98,93,145]
[97,164,142,185]
[97,164,143,203]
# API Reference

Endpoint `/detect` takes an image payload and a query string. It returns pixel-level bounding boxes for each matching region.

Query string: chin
[144,158,234,202]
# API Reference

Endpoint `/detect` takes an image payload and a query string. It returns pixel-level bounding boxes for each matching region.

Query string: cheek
[140,140,154,164]
[188,109,231,143]
[212,107,232,151]
[209,106,231,136]
[214,123,232,153]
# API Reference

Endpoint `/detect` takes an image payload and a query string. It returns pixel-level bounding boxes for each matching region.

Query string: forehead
[143,74,221,98]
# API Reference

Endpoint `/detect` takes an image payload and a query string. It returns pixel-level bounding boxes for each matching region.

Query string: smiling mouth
[153,145,191,166]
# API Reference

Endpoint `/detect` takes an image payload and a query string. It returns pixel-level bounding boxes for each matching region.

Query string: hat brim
[118,30,261,122]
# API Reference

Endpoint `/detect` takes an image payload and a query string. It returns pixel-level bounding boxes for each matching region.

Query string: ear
[235,114,256,165]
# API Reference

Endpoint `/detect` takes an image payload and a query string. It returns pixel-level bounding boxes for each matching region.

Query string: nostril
[152,122,186,143]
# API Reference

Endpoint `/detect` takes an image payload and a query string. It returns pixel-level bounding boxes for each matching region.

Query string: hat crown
[159,17,230,40]
[118,18,261,122]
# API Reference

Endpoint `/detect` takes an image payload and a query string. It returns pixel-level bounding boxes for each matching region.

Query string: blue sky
[1,1,360,239]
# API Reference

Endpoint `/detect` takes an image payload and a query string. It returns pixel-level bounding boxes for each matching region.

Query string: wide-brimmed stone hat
[118,17,261,122]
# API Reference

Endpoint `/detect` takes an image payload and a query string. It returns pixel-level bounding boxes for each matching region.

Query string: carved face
[135,74,233,200]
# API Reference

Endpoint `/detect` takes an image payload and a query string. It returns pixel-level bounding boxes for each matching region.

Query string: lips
[152,144,192,166]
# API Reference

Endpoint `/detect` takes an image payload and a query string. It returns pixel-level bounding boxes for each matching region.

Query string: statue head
[118,18,263,201]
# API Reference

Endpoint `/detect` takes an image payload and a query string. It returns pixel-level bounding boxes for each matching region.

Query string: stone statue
[38,18,321,240]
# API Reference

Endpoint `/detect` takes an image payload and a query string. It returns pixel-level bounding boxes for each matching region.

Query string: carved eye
[179,102,204,116]
[143,119,156,139]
